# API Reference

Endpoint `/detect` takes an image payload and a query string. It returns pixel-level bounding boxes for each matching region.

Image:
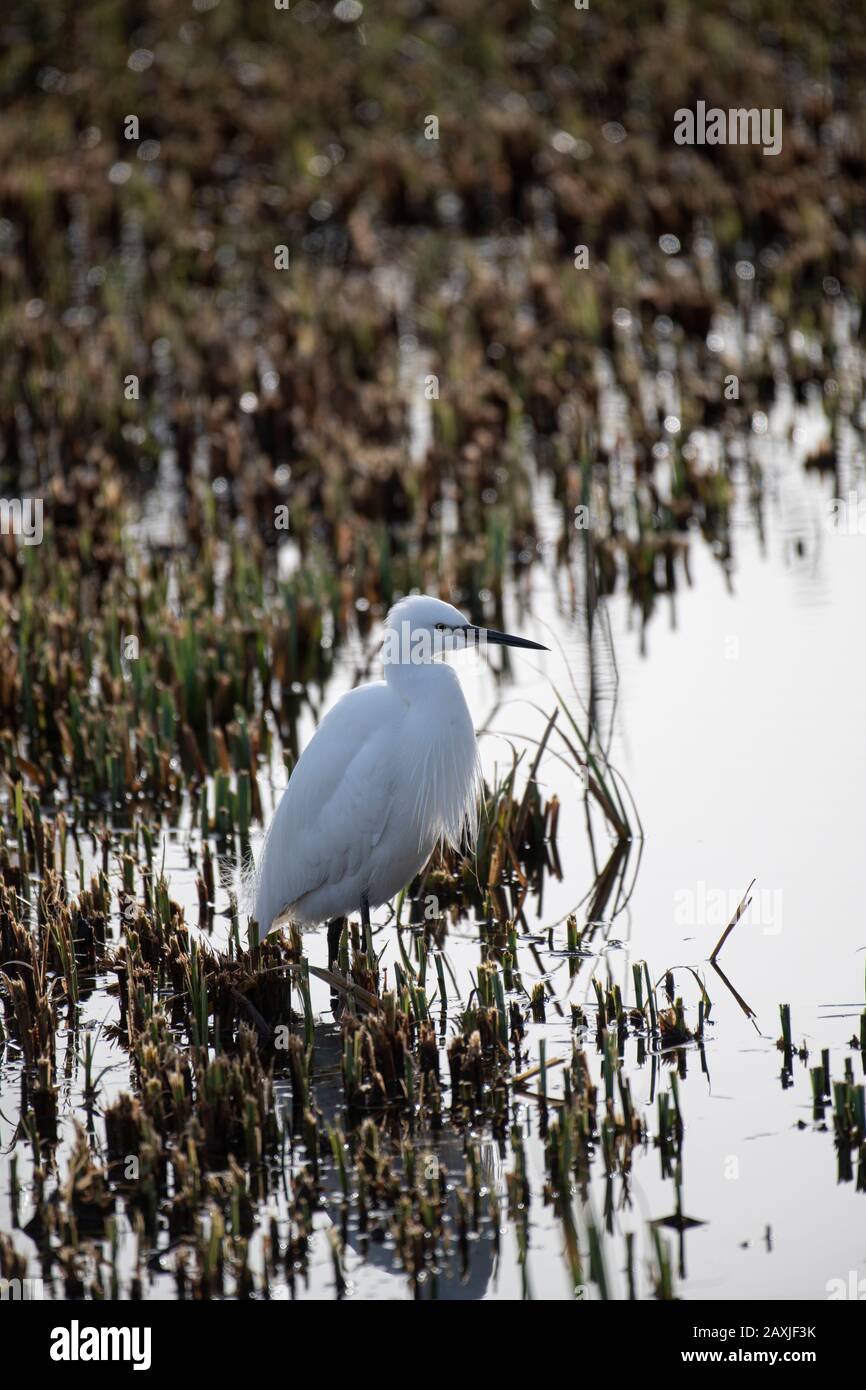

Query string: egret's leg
[359,890,373,963]
[327,916,345,968]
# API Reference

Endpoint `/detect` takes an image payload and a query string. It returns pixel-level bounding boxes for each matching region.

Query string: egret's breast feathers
[409,681,482,853]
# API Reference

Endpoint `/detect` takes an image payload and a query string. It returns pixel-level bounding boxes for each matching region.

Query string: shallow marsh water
[258,433,866,1301]
[4,393,863,1303]
[2,252,866,1299]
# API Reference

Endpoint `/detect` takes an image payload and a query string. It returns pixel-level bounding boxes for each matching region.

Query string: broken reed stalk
[303,964,381,1012]
[710,877,756,963]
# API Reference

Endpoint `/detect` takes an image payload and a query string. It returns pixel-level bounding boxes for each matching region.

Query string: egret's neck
[382,621,435,702]
[384,653,439,703]
[383,621,464,704]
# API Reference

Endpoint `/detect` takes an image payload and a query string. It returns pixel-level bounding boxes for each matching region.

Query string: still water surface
[2,383,864,1300]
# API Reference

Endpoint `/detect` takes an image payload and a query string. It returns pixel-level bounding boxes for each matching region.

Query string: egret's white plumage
[253,594,544,940]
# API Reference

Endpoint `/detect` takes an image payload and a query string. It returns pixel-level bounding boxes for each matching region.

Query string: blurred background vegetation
[0,0,863,786]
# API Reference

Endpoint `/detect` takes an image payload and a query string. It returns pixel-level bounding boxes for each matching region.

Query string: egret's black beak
[464,625,548,652]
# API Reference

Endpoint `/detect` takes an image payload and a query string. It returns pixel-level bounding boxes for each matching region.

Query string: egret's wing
[254,683,401,927]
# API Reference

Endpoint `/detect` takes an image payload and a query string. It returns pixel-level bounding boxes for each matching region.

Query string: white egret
[253,594,547,962]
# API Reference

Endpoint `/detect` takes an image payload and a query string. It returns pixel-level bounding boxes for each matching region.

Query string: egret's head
[383,594,547,667]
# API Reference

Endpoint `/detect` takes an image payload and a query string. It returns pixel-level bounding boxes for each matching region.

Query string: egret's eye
[434,623,449,631]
